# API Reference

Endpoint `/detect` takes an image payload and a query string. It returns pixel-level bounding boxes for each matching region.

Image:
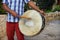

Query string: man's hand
[39,10,46,16]
[10,10,18,17]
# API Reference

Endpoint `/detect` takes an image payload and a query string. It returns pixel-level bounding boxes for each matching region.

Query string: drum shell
[19,10,45,36]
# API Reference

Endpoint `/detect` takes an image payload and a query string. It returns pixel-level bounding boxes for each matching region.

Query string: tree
[36,0,55,10]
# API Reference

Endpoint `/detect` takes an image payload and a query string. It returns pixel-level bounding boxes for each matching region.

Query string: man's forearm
[28,1,45,16]
[2,3,12,13]
[28,1,41,12]
[2,3,17,17]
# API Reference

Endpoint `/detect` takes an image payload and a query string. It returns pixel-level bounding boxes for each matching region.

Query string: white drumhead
[19,10,43,36]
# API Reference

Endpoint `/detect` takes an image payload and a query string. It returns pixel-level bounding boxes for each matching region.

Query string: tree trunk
[57,0,60,5]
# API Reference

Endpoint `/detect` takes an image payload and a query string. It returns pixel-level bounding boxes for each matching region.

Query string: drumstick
[20,16,31,20]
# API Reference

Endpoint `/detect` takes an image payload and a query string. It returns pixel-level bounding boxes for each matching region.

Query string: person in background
[2,0,45,40]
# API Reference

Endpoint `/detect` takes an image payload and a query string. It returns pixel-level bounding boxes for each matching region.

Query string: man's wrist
[16,15,20,18]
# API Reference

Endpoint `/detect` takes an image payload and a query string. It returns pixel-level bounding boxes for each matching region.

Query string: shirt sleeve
[2,0,8,4]
[24,0,30,4]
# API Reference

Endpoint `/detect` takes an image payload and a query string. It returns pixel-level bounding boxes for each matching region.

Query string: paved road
[14,20,60,40]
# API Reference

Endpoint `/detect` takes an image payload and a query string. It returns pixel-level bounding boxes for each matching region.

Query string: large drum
[19,10,45,36]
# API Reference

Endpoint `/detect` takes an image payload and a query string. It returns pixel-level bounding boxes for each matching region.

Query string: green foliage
[45,9,52,13]
[24,4,30,12]
[53,5,60,12]
[0,0,6,14]
[0,5,5,14]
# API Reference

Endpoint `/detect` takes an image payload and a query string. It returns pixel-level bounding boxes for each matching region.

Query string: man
[2,0,45,40]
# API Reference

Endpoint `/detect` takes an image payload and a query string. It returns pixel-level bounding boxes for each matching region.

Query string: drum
[19,10,45,36]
